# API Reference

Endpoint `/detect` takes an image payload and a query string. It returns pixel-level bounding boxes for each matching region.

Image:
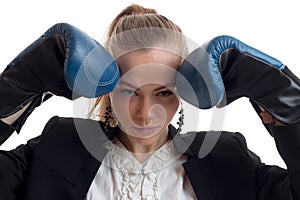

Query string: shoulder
[34,116,105,162]
[178,130,247,151]
[36,116,110,157]
[22,116,103,186]
[35,116,94,152]
[41,116,97,132]
[40,116,105,140]
[177,130,260,164]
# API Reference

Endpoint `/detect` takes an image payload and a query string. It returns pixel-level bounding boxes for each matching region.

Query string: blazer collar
[40,119,255,200]
[168,125,215,200]
[169,126,257,200]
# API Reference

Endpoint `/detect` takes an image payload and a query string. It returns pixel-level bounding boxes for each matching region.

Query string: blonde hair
[89,4,187,126]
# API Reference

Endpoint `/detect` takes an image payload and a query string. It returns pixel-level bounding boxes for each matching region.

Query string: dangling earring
[104,106,112,133]
[177,102,184,133]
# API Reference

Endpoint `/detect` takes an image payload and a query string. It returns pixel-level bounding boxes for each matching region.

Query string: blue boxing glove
[0,23,119,143]
[177,35,300,124]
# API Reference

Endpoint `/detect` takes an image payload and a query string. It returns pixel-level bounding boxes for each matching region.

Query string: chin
[123,125,168,139]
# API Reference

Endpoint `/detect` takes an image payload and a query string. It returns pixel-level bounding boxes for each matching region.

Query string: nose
[135,96,153,126]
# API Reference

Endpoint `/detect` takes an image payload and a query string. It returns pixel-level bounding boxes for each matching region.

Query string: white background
[1,0,300,168]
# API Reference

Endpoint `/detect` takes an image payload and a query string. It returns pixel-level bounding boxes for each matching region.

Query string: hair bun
[120,4,157,16]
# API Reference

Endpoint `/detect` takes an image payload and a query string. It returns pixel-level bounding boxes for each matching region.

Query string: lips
[132,126,161,135]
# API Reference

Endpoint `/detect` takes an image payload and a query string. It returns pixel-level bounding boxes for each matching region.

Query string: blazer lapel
[170,126,257,200]
[67,154,101,200]
[35,118,115,200]
[183,158,216,200]
[67,118,118,200]
[170,126,216,200]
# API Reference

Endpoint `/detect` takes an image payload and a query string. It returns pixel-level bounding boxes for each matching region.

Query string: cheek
[152,97,180,123]
[110,92,130,122]
[164,98,180,120]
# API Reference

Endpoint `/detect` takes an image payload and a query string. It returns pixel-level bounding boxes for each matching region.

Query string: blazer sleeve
[0,116,60,200]
[239,123,300,200]
[269,123,300,199]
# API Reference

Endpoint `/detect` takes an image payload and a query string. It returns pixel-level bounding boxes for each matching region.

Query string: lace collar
[102,139,181,173]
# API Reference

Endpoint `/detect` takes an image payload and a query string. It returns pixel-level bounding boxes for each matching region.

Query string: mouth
[132,125,161,135]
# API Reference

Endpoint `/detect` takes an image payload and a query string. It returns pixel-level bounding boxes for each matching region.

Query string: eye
[120,89,136,97]
[157,90,174,97]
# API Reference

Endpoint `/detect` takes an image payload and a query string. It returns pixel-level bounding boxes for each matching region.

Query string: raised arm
[0,23,119,145]
[177,35,300,198]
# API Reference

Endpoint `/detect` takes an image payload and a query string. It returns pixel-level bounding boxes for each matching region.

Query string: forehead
[117,49,181,73]
[116,49,180,86]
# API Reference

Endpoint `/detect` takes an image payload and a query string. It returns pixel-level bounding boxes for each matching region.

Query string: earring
[104,106,112,133]
[177,102,184,133]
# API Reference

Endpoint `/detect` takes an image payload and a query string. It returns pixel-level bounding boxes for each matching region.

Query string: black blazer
[0,116,299,200]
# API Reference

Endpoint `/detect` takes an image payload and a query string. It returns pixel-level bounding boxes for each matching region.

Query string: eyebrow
[118,80,175,91]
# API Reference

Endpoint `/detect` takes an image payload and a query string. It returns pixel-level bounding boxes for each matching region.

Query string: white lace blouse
[85,139,197,200]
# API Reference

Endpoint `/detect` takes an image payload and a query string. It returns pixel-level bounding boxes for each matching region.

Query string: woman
[0,4,299,200]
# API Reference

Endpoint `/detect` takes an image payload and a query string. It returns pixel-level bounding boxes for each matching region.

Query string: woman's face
[110,49,181,141]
